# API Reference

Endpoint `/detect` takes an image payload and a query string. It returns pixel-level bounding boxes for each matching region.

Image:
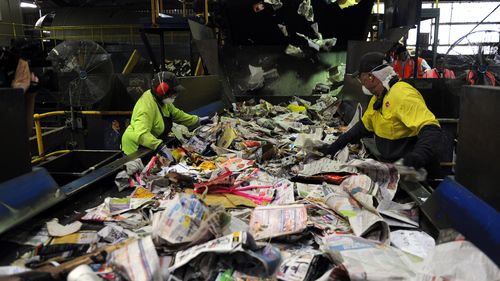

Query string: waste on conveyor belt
[1,96,499,281]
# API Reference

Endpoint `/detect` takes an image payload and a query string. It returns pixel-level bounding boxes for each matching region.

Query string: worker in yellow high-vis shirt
[122,71,210,156]
[320,52,445,178]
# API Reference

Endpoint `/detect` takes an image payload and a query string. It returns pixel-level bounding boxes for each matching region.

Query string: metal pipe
[151,0,156,25]
[31,150,71,164]
[204,0,209,25]
[32,111,132,160]
[432,8,440,68]
[437,118,459,124]
[34,116,45,157]
[80,111,133,116]
[33,111,132,120]
[122,49,140,75]
[435,0,438,8]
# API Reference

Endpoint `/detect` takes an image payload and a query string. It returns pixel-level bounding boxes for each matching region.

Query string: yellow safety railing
[0,22,190,48]
[32,110,132,164]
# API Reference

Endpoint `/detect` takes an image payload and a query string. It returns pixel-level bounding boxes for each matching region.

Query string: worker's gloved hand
[156,144,175,163]
[395,157,428,182]
[199,116,213,125]
[318,142,341,157]
[403,152,425,169]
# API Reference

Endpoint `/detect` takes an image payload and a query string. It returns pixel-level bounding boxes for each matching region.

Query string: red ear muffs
[155,82,170,97]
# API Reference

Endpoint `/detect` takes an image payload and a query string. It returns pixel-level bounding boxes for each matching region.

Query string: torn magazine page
[152,194,210,245]
[271,179,295,205]
[249,204,308,240]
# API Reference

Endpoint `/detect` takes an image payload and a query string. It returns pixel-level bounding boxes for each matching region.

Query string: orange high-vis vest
[467,70,496,86]
[393,58,425,79]
[423,68,456,79]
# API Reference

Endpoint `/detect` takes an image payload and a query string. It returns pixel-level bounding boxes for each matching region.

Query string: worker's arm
[403,125,442,169]
[135,107,163,150]
[167,103,200,129]
[320,121,372,156]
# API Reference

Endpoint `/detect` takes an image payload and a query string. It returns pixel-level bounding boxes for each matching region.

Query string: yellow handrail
[32,110,132,163]
[0,22,190,43]
[31,150,70,164]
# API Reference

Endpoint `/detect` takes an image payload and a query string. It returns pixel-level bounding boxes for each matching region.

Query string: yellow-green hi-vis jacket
[121,90,199,155]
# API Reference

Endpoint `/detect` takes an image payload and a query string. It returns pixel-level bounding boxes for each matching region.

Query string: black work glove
[403,152,425,169]
[318,142,342,157]
[404,125,443,170]
[199,116,213,125]
[318,122,372,157]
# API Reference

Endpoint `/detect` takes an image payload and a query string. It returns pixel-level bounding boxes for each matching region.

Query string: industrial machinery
[0,0,499,269]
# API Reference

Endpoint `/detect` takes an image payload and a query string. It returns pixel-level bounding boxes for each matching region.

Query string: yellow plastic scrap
[337,0,361,9]
[198,161,216,171]
[216,124,238,148]
[287,104,307,113]
[259,100,273,111]
[171,148,185,163]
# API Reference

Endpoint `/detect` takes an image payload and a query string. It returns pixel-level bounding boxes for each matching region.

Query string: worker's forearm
[404,125,442,168]
[340,121,372,146]
[138,133,162,150]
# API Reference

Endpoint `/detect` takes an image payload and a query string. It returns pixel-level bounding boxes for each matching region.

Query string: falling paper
[248,65,265,90]
[264,0,283,10]
[297,0,314,22]
[277,24,288,37]
[285,45,304,57]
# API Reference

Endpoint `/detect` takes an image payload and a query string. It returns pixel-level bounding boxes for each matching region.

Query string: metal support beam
[140,29,160,73]
[422,8,441,68]
[413,2,423,79]
[159,31,166,71]
[122,49,141,75]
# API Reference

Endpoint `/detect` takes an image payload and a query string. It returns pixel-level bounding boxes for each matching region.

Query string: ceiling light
[20,2,38,8]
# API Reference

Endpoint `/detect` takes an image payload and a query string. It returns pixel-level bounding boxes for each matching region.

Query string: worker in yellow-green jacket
[122,71,211,156]
[320,52,445,178]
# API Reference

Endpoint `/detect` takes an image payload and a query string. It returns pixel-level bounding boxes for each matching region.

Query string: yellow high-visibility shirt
[362,81,440,141]
[121,90,199,155]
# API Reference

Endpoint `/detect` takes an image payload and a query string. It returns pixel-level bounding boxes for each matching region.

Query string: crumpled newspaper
[285,44,304,57]
[297,33,337,52]
[125,158,144,176]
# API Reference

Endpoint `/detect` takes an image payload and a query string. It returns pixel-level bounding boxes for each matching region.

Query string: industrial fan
[47,40,114,107]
